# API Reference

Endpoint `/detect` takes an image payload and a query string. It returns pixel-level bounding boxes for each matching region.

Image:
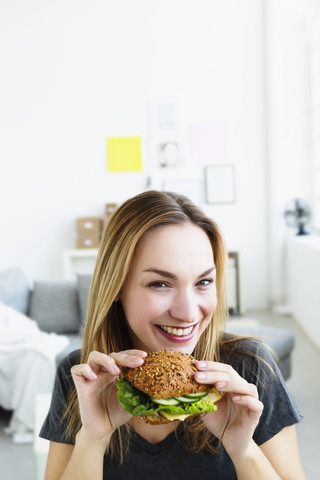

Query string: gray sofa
[226,323,294,381]
[0,267,86,364]
[0,268,295,380]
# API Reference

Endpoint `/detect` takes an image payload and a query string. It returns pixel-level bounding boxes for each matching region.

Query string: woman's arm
[44,442,74,480]
[195,361,306,479]
[44,430,111,480]
[259,425,305,480]
[43,349,147,480]
[231,425,305,479]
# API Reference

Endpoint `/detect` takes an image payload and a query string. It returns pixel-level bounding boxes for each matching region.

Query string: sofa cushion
[55,335,83,365]
[29,281,80,334]
[226,322,295,380]
[77,274,92,328]
[0,268,30,314]
[226,324,295,357]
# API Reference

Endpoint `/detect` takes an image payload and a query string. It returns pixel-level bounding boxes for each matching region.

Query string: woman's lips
[156,324,198,342]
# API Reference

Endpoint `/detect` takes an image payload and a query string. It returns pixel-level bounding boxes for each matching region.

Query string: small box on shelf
[105,203,118,217]
[76,217,102,235]
[76,234,100,249]
[104,203,118,229]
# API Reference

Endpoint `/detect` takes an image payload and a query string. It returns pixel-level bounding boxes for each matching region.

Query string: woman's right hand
[70,349,147,442]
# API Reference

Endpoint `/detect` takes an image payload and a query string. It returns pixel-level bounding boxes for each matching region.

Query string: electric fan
[284,198,311,235]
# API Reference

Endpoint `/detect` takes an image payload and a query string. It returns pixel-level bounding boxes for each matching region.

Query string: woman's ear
[114,293,121,302]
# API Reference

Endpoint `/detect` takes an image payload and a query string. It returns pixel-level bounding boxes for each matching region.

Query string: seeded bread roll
[141,413,173,425]
[122,350,212,399]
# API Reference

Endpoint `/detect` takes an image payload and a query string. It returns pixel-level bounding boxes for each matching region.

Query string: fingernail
[90,371,97,380]
[196,372,207,380]
[112,365,121,375]
[216,382,226,389]
[133,357,144,366]
[197,361,207,369]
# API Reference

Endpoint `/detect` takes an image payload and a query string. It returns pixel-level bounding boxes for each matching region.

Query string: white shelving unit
[287,236,320,348]
[63,249,99,280]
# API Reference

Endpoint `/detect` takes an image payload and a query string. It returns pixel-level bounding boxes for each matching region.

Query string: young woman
[40,190,305,479]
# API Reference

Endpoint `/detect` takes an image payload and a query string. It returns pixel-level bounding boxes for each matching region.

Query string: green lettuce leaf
[116,378,160,416]
[159,396,218,415]
[116,378,218,417]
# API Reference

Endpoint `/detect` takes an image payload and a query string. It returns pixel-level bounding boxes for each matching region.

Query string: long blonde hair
[65,190,229,458]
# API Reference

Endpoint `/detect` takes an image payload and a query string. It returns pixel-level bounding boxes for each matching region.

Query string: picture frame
[158,141,181,169]
[204,165,236,204]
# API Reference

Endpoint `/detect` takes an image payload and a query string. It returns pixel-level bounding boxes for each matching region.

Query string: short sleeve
[230,340,303,445]
[39,349,81,444]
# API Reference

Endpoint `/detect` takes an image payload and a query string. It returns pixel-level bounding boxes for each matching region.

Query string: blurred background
[0,0,319,312]
[1,0,319,313]
[1,0,320,478]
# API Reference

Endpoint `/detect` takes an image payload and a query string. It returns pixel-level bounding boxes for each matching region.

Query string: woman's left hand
[195,361,264,459]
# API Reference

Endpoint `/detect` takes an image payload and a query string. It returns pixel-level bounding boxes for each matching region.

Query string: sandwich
[116,350,221,424]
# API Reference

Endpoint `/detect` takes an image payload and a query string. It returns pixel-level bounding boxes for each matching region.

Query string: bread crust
[122,350,212,399]
[142,413,171,425]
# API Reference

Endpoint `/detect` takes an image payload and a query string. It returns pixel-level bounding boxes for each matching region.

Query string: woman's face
[120,223,217,354]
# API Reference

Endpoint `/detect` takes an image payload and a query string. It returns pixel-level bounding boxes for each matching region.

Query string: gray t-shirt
[40,340,302,480]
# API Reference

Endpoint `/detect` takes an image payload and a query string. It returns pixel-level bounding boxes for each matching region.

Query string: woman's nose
[169,289,199,323]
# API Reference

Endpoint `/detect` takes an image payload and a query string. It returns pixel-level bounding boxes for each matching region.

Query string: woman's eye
[148,281,169,288]
[197,278,214,287]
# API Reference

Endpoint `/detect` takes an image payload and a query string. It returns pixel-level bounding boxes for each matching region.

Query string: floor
[242,310,320,480]
[0,409,36,480]
[0,310,319,480]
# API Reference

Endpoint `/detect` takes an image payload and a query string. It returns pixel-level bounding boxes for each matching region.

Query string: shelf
[63,249,99,280]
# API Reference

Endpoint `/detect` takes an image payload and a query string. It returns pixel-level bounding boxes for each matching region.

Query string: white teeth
[160,325,193,336]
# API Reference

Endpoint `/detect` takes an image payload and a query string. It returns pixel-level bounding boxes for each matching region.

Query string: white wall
[264,0,314,308]
[0,0,304,311]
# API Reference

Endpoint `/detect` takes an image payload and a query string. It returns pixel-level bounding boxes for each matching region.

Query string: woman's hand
[195,361,264,459]
[70,349,147,442]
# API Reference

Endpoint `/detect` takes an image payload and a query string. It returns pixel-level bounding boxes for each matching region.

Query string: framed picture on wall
[158,141,181,168]
[204,165,235,204]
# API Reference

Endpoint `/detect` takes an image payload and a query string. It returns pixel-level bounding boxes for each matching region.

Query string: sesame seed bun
[122,350,212,399]
[141,413,174,425]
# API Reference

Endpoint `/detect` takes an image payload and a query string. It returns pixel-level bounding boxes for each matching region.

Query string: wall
[1,0,268,309]
[264,0,314,308]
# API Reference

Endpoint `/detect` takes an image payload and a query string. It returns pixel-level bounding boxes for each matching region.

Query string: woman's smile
[156,323,198,342]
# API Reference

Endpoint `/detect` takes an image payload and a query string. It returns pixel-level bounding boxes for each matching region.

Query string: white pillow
[0,301,39,344]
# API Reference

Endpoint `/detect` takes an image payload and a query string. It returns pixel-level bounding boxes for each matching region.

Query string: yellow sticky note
[107,136,142,172]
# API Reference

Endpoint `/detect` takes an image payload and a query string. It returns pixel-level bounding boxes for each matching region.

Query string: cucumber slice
[185,392,208,399]
[151,397,179,405]
[174,395,198,402]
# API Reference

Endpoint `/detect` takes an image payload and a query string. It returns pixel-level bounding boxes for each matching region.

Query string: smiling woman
[119,223,217,353]
[39,190,306,480]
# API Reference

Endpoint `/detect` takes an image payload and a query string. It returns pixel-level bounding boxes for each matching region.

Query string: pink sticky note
[190,124,227,161]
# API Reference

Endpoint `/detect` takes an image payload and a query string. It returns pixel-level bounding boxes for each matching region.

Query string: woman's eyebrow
[199,267,216,278]
[143,268,175,279]
[142,266,216,280]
